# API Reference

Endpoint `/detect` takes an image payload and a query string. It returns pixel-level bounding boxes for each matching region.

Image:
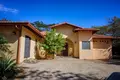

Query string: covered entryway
[24,36,31,58]
[60,38,74,57]
[62,43,68,56]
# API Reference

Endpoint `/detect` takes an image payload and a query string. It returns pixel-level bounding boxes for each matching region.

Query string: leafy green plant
[0,35,7,44]
[42,29,65,55]
[32,21,55,31]
[0,35,17,79]
[0,54,17,79]
[0,34,11,55]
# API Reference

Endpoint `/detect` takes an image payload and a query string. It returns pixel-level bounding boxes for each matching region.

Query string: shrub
[42,29,65,55]
[0,54,17,79]
[0,35,17,79]
[0,35,12,56]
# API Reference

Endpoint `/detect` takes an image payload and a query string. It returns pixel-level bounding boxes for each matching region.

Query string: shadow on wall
[93,44,112,60]
[35,42,46,59]
[0,26,19,43]
[15,70,101,80]
[102,45,112,59]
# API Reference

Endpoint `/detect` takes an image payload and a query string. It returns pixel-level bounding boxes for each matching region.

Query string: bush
[41,29,65,56]
[0,35,17,79]
[0,54,17,79]
[0,35,12,56]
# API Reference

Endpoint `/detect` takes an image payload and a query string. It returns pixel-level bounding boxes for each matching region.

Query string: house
[0,21,113,63]
[0,21,44,63]
[51,22,112,60]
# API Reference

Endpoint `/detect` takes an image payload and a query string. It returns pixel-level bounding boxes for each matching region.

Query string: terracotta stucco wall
[54,25,79,57]
[0,26,19,59]
[19,26,41,62]
[67,39,74,56]
[53,25,112,60]
[78,31,93,59]
[93,39,112,59]
[78,31,112,60]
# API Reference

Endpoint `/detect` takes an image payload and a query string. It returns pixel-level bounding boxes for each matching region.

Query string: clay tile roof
[50,22,82,29]
[0,21,29,24]
[93,34,113,39]
[74,28,99,31]
[40,31,46,36]
[27,23,44,38]
[0,21,44,38]
[74,28,99,33]
[50,22,99,33]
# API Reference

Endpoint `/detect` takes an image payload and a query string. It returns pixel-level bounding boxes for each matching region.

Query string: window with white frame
[82,41,90,49]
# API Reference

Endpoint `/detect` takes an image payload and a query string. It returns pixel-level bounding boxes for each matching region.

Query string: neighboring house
[51,22,112,60]
[0,21,44,63]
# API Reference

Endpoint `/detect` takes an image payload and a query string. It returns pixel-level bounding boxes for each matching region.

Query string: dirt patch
[19,57,120,80]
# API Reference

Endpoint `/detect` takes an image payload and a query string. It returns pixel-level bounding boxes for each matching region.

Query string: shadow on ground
[14,69,103,80]
[107,59,120,65]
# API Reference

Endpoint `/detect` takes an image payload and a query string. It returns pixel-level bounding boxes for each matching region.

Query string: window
[82,41,90,49]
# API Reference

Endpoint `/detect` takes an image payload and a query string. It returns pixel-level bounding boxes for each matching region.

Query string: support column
[16,25,22,64]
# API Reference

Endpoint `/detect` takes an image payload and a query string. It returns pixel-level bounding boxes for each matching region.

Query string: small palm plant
[0,34,17,79]
[0,54,16,79]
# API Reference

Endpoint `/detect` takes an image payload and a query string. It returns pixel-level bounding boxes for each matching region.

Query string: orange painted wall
[0,26,19,59]
[53,25,79,57]
[54,25,112,60]
[93,39,112,59]
[19,26,41,63]
[78,31,93,59]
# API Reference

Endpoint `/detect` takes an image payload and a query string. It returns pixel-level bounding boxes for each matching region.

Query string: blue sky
[0,0,120,28]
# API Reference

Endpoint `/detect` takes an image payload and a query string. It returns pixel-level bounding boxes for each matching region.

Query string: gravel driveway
[18,57,120,80]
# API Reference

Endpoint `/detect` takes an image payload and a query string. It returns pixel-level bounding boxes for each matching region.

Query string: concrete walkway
[19,57,120,80]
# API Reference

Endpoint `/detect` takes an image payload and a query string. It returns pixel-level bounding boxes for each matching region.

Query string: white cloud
[0,4,18,14]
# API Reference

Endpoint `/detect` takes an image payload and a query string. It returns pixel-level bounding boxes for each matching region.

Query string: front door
[62,43,68,56]
[24,36,31,58]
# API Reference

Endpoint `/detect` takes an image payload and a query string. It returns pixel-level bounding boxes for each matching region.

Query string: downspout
[16,25,22,64]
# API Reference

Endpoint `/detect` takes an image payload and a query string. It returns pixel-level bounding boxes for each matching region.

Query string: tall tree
[108,16,120,37]
[32,21,55,31]
[92,26,110,35]
[92,17,120,56]
[108,17,120,55]
[92,17,120,36]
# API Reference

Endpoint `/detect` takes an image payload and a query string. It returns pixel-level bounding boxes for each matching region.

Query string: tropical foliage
[92,17,120,36]
[32,21,55,31]
[108,17,120,56]
[92,17,120,56]
[42,29,65,54]
[0,35,10,53]
[0,35,17,79]
[108,17,120,37]
[92,26,110,35]
[0,54,16,79]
